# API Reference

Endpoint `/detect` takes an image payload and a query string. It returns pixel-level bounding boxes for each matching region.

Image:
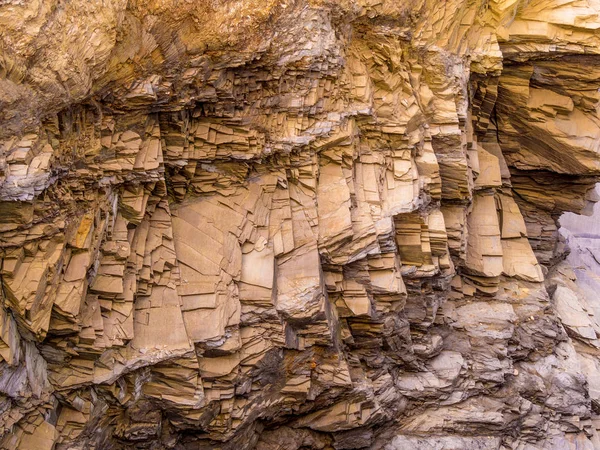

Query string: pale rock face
[1,1,600,449]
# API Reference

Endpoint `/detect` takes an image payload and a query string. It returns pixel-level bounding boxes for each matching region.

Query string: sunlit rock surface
[1,1,600,449]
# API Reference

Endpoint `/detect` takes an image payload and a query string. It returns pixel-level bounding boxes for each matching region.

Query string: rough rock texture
[1,0,600,449]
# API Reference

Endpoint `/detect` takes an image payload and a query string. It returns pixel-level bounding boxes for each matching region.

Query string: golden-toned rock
[1,1,600,449]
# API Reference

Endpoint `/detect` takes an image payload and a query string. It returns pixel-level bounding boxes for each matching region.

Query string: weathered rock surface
[1,0,600,449]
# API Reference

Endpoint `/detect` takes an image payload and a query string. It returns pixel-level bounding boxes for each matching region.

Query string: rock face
[2,1,600,449]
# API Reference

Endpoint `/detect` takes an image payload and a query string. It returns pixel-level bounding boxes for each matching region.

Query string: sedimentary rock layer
[1,1,600,449]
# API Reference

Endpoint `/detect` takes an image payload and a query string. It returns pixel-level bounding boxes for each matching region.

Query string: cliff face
[1,1,600,449]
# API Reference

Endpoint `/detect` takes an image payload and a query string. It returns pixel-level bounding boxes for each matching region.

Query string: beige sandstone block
[465,193,503,278]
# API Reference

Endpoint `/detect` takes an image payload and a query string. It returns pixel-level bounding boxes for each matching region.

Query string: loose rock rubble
[1,0,600,449]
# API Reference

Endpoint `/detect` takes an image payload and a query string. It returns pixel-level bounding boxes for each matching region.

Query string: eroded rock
[1,1,600,449]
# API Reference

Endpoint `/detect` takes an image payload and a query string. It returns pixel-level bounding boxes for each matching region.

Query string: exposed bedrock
[1,1,600,449]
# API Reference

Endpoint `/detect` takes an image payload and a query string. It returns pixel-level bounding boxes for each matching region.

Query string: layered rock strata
[1,1,600,449]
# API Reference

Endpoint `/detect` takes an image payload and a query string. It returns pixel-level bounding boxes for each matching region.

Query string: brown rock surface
[1,1,600,449]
